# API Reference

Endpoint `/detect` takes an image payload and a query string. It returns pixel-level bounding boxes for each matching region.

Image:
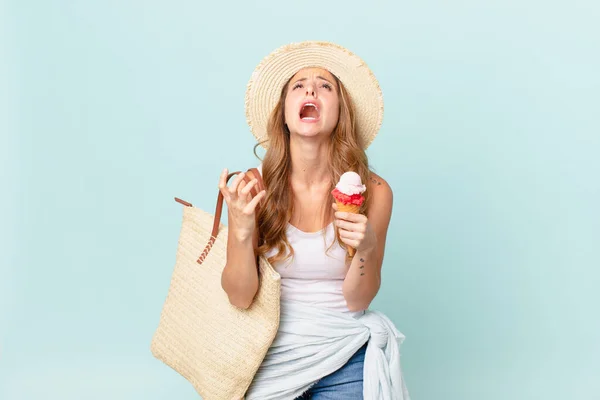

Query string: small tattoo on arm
[360,272,365,276]
[370,178,382,186]
[360,265,364,269]
[360,258,364,262]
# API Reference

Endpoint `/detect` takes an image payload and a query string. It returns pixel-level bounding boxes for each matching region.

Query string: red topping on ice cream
[331,188,365,206]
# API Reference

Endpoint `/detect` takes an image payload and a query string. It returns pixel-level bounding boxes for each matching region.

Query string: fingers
[334,211,366,223]
[338,233,360,249]
[218,168,228,188]
[338,227,365,241]
[218,168,230,200]
[338,227,363,250]
[335,209,367,249]
[335,217,366,233]
[218,168,264,212]
[219,169,250,204]
[227,172,246,198]
[243,190,266,214]
[239,178,258,197]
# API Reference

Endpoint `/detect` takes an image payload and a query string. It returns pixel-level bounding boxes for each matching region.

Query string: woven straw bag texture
[151,169,281,400]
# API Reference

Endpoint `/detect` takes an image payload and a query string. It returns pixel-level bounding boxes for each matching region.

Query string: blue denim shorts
[295,342,367,399]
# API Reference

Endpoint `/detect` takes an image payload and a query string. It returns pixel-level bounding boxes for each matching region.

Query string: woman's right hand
[218,168,266,242]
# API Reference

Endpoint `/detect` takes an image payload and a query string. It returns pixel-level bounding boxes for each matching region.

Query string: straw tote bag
[150,168,281,400]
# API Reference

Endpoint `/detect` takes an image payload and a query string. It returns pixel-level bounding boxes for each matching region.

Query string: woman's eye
[292,83,303,90]
[322,83,332,90]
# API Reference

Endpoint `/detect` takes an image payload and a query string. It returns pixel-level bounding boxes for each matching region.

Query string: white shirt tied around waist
[244,300,410,400]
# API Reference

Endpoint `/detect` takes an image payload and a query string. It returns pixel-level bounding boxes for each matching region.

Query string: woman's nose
[305,84,316,97]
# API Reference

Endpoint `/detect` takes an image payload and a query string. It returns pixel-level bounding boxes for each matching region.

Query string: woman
[219,42,409,399]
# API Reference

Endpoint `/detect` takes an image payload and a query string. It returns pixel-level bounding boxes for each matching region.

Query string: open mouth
[299,103,320,121]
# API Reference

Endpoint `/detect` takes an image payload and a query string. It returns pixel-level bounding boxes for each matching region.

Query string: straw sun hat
[245,41,384,149]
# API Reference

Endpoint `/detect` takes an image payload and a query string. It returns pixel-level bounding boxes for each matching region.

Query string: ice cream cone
[336,201,361,256]
[332,171,367,258]
[336,202,360,214]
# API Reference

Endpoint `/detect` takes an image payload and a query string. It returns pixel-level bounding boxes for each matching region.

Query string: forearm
[221,229,259,309]
[342,247,381,312]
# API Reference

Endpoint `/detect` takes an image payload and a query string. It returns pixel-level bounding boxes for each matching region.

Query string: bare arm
[336,173,393,311]
[219,169,266,309]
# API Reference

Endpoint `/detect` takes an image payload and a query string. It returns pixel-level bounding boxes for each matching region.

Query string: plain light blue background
[2,0,599,399]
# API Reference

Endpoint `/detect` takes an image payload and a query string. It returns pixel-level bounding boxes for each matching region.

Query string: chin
[296,128,320,137]
[293,131,327,141]
[292,125,335,140]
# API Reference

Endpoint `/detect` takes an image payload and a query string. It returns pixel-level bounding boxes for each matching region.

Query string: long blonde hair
[254,73,372,265]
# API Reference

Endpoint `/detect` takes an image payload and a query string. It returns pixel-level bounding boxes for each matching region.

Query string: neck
[288,135,331,187]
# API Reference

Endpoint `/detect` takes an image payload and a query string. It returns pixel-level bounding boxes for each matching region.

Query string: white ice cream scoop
[335,171,366,195]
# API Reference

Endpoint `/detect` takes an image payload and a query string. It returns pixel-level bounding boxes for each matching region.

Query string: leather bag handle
[174,168,265,264]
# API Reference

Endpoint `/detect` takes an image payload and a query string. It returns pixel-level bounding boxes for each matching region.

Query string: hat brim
[245,41,384,149]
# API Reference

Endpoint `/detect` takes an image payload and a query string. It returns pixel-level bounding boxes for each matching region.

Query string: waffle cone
[336,202,360,214]
[335,201,361,256]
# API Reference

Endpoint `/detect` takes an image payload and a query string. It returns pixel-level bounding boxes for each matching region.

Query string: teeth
[300,103,319,120]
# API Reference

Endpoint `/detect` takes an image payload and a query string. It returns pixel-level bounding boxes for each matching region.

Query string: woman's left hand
[333,203,378,253]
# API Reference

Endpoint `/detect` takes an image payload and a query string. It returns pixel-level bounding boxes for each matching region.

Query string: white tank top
[257,165,362,315]
[265,222,356,313]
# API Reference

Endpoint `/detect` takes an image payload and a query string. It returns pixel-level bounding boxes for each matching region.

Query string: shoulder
[366,171,393,229]
[368,172,393,206]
